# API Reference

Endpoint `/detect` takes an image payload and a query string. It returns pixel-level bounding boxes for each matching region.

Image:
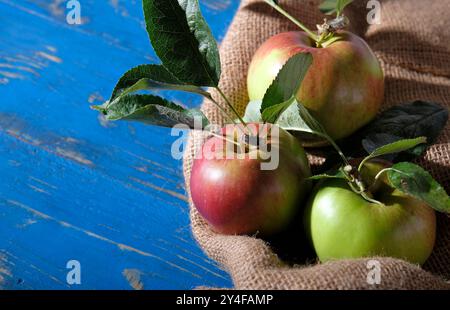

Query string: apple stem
[329,140,350,166]
[318,133,387,206]
[374,167,409,183]
[357,156,373,173]
[316,132,350,167]
[361,191,384,206]
[374,167,391,182]
[346,175,384,206]
[264,0,319,42]
[348,179,363,193]
[215,87,248,127]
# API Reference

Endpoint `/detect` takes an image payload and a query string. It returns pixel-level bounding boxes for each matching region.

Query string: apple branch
[215,86,248,127]
[205,93,239,125]
[264,0,320,42]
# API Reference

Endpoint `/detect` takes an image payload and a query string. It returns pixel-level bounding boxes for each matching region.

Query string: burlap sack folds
[183,0,450,289]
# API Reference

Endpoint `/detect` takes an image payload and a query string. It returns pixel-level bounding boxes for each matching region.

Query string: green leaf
[261,97,296,124]
[110,65,182,101]
[387,162,450,213]
[319,0,337,15]
[243,99,309,131]
[117,76,211,99]
[261,53,312,116]
[271,102,305,130]
[308,169,346,180]
[108,65,212,103]
[320,0,353,15]
[243,98,329,145]
[362,134,405,161]
[359,137,427,170]
[337,0,353,13]
[143,0,221,87]
[361,101,448,161]
[265,98,328,137]
[95,64,212,129]
[262,98,326,136]
[92,94,208,129]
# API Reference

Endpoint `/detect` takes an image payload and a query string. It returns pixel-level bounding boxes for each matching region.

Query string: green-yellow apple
[248,31,384,141]
[304,160,436,265]
[190,123,311,235]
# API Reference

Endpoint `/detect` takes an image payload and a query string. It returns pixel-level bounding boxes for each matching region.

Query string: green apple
[305,160,436,265]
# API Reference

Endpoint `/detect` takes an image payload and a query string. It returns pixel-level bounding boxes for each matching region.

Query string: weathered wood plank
[0,0,240,289]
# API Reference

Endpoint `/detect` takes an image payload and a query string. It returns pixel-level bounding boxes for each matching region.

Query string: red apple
[190,123,311,235]
[248,31,384,141]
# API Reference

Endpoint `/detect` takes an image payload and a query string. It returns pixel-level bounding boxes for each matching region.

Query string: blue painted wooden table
[0,0,239,289]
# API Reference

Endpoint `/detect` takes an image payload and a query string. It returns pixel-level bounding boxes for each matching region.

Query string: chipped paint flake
[7,200,51,220]
[28,184,50,195]
[130,177,188,202]
[98,114,116,128]
[48,0,65,17]
[55,147,94,166]
[6,129,42,146]
[36,51,62,64]
[64,137,80,144]
[0,71,25,80]
[122,269,144,290]
[88,92,104,104]
[17,218,38,228]
[0,254,12,287]
[135,166,148,173]
[45,46,57,53]
[5,55,45,69]
[109,0,129,17]
[0,63,39,76]
[0,268,12,285]
[203,0,232,11]
[28,177,58,190]
[0,48,60,82]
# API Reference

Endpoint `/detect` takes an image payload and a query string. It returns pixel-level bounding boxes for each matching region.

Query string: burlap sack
[183,0,450,289]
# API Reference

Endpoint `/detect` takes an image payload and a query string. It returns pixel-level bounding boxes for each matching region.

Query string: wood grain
[0,0,240,289]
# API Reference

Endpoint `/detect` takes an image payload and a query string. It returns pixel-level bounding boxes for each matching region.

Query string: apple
[247,31,384,141]
[190,123,312,235]
[304,160,436,265]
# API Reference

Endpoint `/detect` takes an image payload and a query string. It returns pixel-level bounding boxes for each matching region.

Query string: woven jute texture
[183,0,450,289]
